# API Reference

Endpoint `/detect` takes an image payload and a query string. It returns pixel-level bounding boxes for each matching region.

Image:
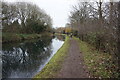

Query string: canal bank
[34,36,70,78]
[2,32,52,43]
[75,37,119,78]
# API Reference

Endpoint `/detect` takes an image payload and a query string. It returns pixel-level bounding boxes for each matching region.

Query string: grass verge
[34,36,70,78]
[74,37,119,78]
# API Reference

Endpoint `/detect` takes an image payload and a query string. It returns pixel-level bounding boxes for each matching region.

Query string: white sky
[3,0,119,28]
[3,0,78,28]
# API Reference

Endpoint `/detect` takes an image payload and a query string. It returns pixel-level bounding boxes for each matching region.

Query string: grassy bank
[54,33,66,36]
[34,36,70,78]
[2,32,51,43]
[75,37,119,78]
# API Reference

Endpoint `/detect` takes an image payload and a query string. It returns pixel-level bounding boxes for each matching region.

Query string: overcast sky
[4,0,78,28]
[3,0,119,28]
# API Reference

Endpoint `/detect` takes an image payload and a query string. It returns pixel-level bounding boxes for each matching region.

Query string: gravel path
[57,38,89,78]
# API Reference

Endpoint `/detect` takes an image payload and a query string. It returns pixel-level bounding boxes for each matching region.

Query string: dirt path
[57,38,89,78]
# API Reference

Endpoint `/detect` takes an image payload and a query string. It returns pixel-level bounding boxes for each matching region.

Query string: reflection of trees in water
[2,36,53,78]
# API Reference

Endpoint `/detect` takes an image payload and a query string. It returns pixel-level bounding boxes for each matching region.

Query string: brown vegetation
[68,1,120,78]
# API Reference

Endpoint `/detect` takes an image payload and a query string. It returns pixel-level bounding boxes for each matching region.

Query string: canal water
[2,35,65,78]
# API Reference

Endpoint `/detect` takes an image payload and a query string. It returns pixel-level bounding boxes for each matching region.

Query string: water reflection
[2,35,64,78]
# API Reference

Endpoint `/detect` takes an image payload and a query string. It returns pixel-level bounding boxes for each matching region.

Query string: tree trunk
[98,0,103,31]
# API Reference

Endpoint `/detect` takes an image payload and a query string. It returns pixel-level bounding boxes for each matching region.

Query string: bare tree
[2,1,53,33]
[68,1,119,77]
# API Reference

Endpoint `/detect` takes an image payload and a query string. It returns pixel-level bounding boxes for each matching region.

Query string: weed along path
[57,38,89,78]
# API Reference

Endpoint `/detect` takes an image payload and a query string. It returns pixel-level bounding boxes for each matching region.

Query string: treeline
[55,27,72,34]
[2,1,52,34]
[69,1,120,77]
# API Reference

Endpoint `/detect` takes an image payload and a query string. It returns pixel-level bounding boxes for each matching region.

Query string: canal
[2,35,65,78]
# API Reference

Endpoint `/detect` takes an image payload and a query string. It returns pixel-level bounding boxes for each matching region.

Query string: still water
[2,35,65,78]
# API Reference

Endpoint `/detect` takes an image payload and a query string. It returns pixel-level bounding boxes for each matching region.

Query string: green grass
[34,36,70,78]
[2,33,23,43]
[2,33,43,43]
[54,33,66,36]
[74,37,119,78]
[18,34,41,40]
